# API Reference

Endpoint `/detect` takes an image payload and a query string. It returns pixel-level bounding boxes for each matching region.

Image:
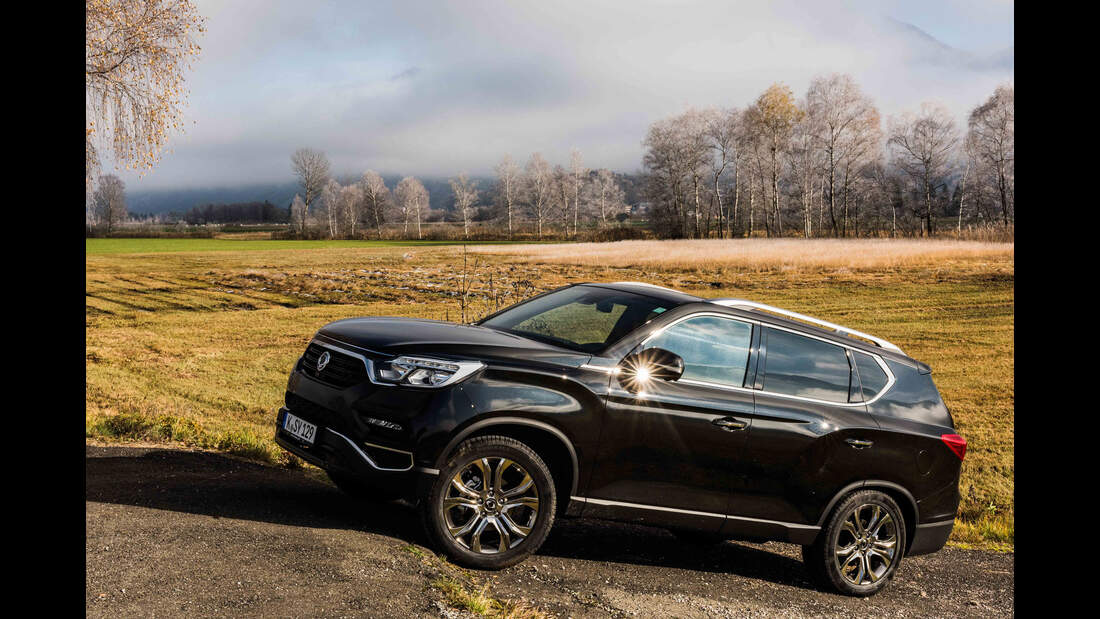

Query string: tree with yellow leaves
[85,0,205,185]
[746,83,803,236]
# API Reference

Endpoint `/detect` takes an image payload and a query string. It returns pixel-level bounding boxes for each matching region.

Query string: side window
[853,351,889,400]
[762,327,852,403]
[643,315,753,387]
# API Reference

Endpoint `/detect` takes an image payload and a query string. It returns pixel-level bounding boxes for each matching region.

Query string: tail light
[941,434,967,460]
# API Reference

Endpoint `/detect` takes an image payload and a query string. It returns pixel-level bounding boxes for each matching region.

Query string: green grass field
[85,237,538,255]
[85,237,1013,549]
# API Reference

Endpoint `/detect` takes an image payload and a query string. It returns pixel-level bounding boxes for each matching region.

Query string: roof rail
[709,298,904,354]
[609,281,691,295]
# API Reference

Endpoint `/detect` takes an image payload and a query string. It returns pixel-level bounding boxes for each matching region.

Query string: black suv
[275,282,965,596]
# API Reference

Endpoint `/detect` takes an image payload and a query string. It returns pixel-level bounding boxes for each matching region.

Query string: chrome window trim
[639,311,755,390]
[708,298,904,354]
[570,496,820,530]
[627,311,896,407]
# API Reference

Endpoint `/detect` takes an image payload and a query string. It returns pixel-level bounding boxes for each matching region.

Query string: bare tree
[449,173,480,239]
[92,174,128,234]
[569,149,587,237]
[358,171,390,239]
[289,194,307,235]
[967,84,1014,226]
[494,155,521,239]
[524,153,553,239]
[587,169,628,225]
[395,177,429,239]
[319,179,342,238]
[291,148,331,214]
[805,74,882,236]
[86,0,206,184]
[702,107,742,237]
[888,102,960,236]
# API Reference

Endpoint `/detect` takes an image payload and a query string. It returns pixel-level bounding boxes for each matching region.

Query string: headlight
[371,356,484,388]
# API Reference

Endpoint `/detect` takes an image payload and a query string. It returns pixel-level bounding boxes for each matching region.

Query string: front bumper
[275,407,437,502]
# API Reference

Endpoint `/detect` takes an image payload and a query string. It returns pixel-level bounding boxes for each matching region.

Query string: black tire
[326,470,400,502]
[421,435,557,570]
[803,490,906,596]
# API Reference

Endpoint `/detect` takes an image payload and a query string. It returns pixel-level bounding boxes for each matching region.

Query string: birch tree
[449,173,480,239]
[967,84,1014,226]
[587,169,628,225]
[524,153,553,239]
[86,0,205,184]
[290,194,307,235]
[747,83,803,237]
[92,174,128,234]
[358,171,389,239]
[569,149,587,237]
[494,155,521,239]
[806,74,882,236]
[395,177,429,239]
[888,103,959,236]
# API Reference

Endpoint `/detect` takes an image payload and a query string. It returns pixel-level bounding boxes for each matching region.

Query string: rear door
[586,313,757,532]
[730,326,880,529]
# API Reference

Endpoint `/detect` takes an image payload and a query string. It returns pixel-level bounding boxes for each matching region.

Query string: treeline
[287,148,637,241]
[643,76,1013,239]
[182,200,289,224]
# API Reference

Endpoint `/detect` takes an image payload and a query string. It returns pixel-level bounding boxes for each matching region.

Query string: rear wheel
[803,490,906,596]
[326,470,400,502]
[421,435,556,570]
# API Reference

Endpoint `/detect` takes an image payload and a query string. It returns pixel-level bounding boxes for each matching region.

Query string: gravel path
[86,445,1013,617]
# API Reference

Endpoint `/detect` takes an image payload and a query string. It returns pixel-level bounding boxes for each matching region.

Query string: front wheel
[803,490,906,596]
[421,435,557,570]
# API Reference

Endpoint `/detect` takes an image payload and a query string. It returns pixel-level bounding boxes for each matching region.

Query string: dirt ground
[86,444,1013,617]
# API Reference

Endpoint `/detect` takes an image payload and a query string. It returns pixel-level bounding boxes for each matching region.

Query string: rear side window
[762,327,851,403]
[643,315,753,387]
[853,351,889,400]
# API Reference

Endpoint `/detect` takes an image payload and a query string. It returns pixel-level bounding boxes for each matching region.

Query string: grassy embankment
[86,237,1013,549]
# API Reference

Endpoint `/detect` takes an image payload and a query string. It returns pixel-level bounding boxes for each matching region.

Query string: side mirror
[618,347,685,388]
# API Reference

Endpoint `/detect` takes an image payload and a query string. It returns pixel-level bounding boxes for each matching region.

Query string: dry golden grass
[473,238,1014,271]
[86,238,1013,549]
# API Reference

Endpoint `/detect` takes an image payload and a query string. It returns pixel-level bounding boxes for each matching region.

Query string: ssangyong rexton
[275,282,965,596]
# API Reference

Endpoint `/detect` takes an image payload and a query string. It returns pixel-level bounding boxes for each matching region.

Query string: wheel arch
[435,416,580,513]
[816,480,919,553]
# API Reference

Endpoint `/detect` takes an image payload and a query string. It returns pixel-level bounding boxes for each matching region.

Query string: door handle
[846,438,873,449]
[712,417,748,432]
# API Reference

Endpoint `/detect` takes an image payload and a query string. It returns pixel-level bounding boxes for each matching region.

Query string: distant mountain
[128,172,646,218]
[127,176,494,217]
[882,17,1013,72]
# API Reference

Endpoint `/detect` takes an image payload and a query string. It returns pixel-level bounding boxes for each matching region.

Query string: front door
[586,313,757,532]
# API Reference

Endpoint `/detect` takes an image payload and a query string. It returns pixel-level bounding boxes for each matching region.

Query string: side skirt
[567,496,821,545]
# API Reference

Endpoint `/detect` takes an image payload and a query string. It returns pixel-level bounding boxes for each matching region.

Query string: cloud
[115,0,1013,190]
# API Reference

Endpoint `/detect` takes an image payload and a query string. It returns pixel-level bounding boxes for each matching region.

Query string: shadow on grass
[86,444,818,591]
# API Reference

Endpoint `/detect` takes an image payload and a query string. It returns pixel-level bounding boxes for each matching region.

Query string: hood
[316,317,591,368]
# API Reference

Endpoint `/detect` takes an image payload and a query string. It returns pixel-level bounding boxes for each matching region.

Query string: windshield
[479,285,671,353]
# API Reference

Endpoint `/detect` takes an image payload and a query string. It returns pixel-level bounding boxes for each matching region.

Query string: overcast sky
[115,0,1013,191]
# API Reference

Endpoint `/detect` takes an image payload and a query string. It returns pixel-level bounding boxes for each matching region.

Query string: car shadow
[85,445,425,543]
[86,445,820,592]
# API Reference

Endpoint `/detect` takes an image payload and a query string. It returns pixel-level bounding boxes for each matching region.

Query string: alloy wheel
[833,503,898,586]
[442,457,540,554]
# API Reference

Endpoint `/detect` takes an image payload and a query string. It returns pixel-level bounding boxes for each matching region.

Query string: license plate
[283,412,317,444]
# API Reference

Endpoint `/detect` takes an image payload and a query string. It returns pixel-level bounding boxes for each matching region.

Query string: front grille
[301,342,371,388]
[285,392,349,435]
